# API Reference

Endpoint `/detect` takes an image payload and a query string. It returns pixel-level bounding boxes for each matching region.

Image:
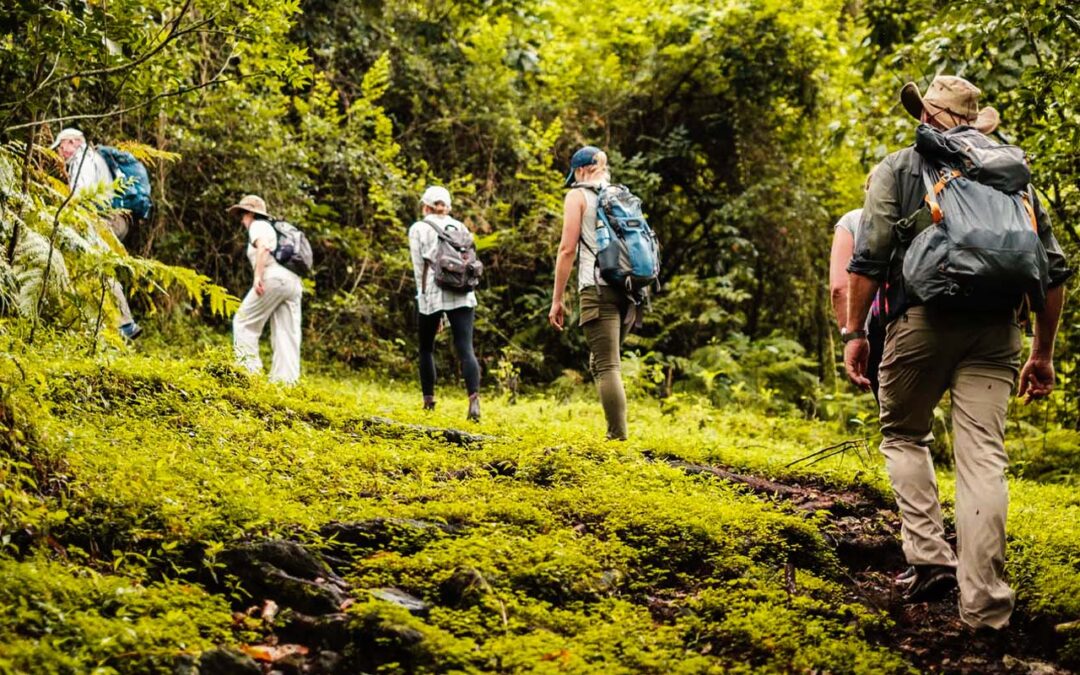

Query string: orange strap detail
[1020,193,1038,233]
[924,195,943,224]
[933,170,961,195]
[923,170,961,224]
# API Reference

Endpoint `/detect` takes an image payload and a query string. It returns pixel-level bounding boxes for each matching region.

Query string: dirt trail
[663,456,1071,675]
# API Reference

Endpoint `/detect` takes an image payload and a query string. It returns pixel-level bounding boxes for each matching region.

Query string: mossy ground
[0,335,1077,673]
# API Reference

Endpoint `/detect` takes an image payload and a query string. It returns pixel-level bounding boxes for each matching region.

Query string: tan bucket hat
[226,194,270,219]
[900,75,1000,134]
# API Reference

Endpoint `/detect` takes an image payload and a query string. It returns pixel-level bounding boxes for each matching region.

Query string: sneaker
[119,322,143,340]
[467,395,480,423]
[901,564,957,603]
[423,396,436,411]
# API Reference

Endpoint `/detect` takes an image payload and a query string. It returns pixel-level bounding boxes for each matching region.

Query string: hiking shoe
[896,566,917,584]
[119,322,143,340]
[423,396,436,411]
[467,395,480,423]
[901,564,957,603]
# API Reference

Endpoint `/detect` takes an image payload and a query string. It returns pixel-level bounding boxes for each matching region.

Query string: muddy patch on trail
[663,456,1073,674]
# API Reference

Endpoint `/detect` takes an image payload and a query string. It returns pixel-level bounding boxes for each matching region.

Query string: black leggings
[418,307,480,397]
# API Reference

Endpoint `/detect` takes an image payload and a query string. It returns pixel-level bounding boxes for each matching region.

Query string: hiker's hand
[844,338,871,390]
[548,300,565,332]
[254,278,265,297]
[1019,355,1054,404]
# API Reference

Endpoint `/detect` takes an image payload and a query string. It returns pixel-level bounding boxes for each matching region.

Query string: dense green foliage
[2,0,1078,390]
[3,0,1080,671]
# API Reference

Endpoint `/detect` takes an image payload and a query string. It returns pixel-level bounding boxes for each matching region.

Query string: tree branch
[4,57,262,134]
[28,142,89,345]
[40,0,196,87]
[1,0,228,113]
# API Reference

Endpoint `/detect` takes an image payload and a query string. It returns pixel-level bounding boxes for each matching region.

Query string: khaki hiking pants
[233,272,303,385]
[878,305,1021,629]
[580,286,630,441]
[106,214,133,326]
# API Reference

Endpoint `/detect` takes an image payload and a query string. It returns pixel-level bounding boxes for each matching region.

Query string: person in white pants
[227,195,303,385]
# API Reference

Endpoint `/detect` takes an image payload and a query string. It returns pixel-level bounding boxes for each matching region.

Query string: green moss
[0,338,1076,671]
[0,558,231,674]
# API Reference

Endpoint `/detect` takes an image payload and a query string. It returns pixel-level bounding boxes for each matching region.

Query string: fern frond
[13,227,69,319]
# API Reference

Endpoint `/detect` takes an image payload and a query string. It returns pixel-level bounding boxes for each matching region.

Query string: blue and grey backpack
[97,146,153,221]
[582,184,660,293]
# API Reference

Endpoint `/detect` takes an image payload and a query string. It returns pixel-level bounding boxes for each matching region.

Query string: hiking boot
[120,322,143,340]
[896,566,917,584]
[423,396,436,411]
[467,394,480,423]
[901,564,957,603]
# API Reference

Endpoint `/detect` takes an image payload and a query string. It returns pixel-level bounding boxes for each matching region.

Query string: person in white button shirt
[227,195,303,385]
[50,127,142,339]
[408,186,481,421]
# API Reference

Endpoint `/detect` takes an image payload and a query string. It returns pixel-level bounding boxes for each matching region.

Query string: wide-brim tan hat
[900,75,1000,134]
[226,194,269,219]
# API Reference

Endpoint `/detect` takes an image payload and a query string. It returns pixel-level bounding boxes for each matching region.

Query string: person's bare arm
[253,239,271,296]
[1019,284,1066,403]
[548,190,584,331]
[842,272,880,390]
[829,227,854,329]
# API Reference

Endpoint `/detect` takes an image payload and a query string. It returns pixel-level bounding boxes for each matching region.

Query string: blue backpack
[584,184,660,293]
[97,146,153,221]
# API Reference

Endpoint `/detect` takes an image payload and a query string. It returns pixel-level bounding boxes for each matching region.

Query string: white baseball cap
[49,128,85,150]
[421,186,452,209]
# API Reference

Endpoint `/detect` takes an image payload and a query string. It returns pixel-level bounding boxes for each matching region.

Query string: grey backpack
[424,217,483,292]
[902,125,1049,311]
[269,220,314,276]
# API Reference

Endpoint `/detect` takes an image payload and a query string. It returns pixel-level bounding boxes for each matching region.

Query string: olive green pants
[580,286,630,440]
[878,305,1021,629]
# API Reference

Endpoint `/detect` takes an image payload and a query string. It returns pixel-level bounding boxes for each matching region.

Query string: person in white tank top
[548,147,630,440]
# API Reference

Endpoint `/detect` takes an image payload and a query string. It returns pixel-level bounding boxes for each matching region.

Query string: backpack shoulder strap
[921,166,961,225]
[424,218,454,243]
[260,219,284,248]
[94,145,119,178]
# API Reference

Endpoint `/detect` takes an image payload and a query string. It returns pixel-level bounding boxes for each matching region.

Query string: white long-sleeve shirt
[65,144,114,203]
[408,215,477,316]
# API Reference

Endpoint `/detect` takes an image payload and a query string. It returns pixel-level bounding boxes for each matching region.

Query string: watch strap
[841,328,868,343]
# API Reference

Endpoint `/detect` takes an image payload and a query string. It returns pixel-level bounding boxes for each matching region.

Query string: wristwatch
[841,328,868,343]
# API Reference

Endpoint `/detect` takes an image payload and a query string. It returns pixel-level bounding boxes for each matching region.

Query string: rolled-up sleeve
[847,155,898,281]
[1032,189,1073,288]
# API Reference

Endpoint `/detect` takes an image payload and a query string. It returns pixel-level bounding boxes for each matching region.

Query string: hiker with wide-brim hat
[899,75,1001,134]
[228,194,303,385]
[843,75,1071,630]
